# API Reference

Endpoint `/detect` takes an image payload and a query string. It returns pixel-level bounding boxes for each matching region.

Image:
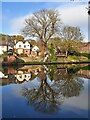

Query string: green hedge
[81,53,90,59]
[81,65,90,70]
[69,51,90,59]
[68,51,81,56]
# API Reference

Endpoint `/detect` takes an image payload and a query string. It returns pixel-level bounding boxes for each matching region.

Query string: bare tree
[22,9,62,49]
[61,26,84,56]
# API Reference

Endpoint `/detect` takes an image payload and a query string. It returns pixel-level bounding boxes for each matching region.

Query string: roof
[83,42,90,47]
[0,40,8,45]
[0,44,8,46]
[32,46,39,51]
[15,40,32,45]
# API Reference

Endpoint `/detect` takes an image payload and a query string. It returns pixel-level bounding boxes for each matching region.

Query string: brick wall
[81,42,90,53]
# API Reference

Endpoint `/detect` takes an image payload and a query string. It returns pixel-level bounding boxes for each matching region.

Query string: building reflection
[0,65,42,85]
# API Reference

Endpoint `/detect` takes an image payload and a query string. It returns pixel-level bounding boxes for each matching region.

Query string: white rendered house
[0,43,8,55]
[14,40,31,55]
[32,46,39,52]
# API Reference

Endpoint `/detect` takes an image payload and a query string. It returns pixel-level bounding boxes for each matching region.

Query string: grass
[1,53,90,66]
[57,55,81,62]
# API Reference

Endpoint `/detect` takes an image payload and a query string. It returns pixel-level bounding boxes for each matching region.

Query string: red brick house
[78,69,90,79]
[80,42,90,53]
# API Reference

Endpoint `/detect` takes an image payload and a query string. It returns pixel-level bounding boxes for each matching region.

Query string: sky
[1,1,89,42]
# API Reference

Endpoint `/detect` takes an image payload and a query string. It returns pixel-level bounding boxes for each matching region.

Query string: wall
[0,46,7,54]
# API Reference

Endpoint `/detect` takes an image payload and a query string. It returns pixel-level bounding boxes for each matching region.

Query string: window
[24,45,26,48]
[19,45,21,48]
[19,75,22,78]
[26,51,28,52]
[25,75,26,77]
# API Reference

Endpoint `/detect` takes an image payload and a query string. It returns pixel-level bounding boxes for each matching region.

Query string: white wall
[15,41,31,50]
[32,46,39,51]
[15,73,31,82]
[0,46,7,54]
[24,41,30,49]
[15,41,24,49]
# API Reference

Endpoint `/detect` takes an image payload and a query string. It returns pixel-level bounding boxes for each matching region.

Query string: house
[80,42,90,53]
[0,43,8,54]
[31,46,40,56]
[32,46,39,51]
[13,39,41,56]
[0,41,12,55]
[23,41,31,56]
[14,40,32,56]
[14,40,24,54]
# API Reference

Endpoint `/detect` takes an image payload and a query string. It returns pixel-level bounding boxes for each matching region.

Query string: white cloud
[57,3,88,41]
[10,13,32,34]
[58,4,87,27]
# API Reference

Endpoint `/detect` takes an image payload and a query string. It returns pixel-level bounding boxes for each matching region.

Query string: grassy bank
[23,61,90,65]
[2,60,90,66]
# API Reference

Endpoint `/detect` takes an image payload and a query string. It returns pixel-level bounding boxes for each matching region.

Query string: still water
[0,64,89,118]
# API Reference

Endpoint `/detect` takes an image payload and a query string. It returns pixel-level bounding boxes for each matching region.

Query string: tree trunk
[66,50,68,58]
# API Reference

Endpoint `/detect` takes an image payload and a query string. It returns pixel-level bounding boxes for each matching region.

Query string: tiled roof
[0,43,8,46]
[0,39,8,45]
[15,40,33,46]
[83,42,90,47]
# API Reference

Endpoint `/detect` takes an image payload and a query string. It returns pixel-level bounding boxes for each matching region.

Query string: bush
[68,51,81,56]
[12,58,25,64]
[81,53,90,59]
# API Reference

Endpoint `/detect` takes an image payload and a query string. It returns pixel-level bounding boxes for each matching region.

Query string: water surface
[0,64,89,118]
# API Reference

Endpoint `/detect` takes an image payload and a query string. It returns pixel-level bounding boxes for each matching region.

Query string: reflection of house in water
[0,71,8,78]
[0,71,16,86]
[0,66,42,86]
[15,67,41,83]
[78,69,90,79]
[15,70,31,82]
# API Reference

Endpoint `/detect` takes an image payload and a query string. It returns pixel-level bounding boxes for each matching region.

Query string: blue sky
[1,2,88,41]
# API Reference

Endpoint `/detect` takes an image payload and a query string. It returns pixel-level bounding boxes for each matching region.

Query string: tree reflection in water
[51,68,84,98]
[22,65,84,114]
[22,67,64,114]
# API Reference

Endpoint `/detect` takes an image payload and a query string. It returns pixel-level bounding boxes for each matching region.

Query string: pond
[0,64,90,118]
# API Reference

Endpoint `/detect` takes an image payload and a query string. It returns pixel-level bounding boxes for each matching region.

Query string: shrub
[68,51,81,56]
[81,53,90,59]
[12,58,25,64]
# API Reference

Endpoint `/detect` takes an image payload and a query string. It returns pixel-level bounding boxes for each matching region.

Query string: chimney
[14,39,17,44]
